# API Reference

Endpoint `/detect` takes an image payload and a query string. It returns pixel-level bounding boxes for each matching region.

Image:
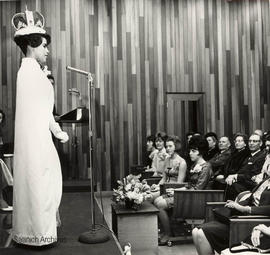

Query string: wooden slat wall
[1,0,270,189]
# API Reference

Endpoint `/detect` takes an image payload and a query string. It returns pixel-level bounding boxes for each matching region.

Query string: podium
[57,106,89,123]
[57,107,89,179]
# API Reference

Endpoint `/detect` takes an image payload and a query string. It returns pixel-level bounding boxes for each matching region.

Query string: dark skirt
[199,220,229,253]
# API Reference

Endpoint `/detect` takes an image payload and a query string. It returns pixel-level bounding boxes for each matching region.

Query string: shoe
[1,206,13,212]
[158,235,169,246]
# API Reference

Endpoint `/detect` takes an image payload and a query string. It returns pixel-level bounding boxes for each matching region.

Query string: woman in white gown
[11,9,69,246]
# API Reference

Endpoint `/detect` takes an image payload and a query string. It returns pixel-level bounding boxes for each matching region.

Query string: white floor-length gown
[13,58,63,246]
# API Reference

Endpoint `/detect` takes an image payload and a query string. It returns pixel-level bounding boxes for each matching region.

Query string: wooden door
[166,93,205,147]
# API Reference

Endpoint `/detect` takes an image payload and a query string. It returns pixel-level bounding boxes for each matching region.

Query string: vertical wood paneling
[2,0,270,189]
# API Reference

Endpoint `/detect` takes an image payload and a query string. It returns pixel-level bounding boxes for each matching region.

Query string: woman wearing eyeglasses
[192,168,270,255]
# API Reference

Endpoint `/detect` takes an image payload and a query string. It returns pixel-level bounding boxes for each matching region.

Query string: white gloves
[55,131,69,143]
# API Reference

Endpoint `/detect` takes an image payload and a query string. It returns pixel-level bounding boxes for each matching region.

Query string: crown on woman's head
[11,6,47,37]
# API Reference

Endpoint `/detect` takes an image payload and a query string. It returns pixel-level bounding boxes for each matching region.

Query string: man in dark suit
[225,133,266,200]
[208,136,232,189]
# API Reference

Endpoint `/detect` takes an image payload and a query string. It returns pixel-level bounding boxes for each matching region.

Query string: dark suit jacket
[209,148,232,176]
[224,148,250,178]
[237,150,266,189]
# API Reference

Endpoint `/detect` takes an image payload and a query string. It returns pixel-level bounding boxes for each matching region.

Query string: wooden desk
[111,201,159,255]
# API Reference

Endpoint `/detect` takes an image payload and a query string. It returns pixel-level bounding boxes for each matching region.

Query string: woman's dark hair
[265,134,270,142]
[204,132,218,142]
[233,132,248,145]
[14,33,51,55]
[146,135,155,143]
[155,131,167,143]
[166,135,181,154]
[0,109,5,123]
[186,131,195,138]
[189,136,209,156]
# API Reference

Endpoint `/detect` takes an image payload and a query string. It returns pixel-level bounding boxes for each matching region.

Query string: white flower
[43,65,51,76]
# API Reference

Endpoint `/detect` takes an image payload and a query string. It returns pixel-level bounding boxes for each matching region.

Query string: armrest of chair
[205,202,226,222]
[229,217,270,247]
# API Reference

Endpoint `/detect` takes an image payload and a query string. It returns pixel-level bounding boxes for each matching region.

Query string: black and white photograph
[1,0,270,254]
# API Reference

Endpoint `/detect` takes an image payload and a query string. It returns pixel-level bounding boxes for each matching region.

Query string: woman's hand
[254,224,270,236]
[225,201,250,213]
[225,174,237,186]
[55,131,69,143]
[215,175,224,181]
[251,228,262,247]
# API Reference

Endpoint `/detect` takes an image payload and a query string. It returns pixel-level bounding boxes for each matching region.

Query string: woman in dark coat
[204,132,219,161]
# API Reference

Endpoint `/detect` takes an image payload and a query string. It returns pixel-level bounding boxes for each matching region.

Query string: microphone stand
[66,66,109,244]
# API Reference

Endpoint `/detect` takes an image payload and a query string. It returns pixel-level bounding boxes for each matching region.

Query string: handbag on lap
[212,207,242,225]
[230,234,270,253]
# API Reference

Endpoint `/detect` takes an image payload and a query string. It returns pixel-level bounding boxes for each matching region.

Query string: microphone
[68,88,80,95]
[66,66,90,76]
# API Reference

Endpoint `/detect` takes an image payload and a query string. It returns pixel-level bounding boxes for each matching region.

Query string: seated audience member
[213,133,249,191]
[145,132,168,177]
[184,131,198,169]
[251,135,270,185]
[0,110,12,211]
[186,132,195,144]
[0,109,7,210]
[225,133,265,200]
[254,129,263,138]
[192,168,270,255]
[222,224,270,254]
[145,135,158,167]
[249,224,270,249]
[254,129,265,151]
[153,136,187,245]
[0,109,5,159]
[208,136,232,189]
[204,132,219,161]
[184,136,212,190]
[158,135,187,186]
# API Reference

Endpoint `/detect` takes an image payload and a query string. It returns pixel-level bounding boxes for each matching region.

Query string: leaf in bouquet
[130,179,136,185]
[125,183,132,191]
[126,174,134,182]
[141,179,147,185]
[136,173,142,179]
[142,186,151,192]
[134,187,140,193]
[134,182,143,189]
[117,180,124,186]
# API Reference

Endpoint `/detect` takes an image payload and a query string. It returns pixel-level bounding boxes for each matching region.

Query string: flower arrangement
[113,174,151,210]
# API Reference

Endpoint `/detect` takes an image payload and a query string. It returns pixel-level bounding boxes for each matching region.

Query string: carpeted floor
[0,192,123,255]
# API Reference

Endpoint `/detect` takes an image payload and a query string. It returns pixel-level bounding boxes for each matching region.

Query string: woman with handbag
[192,173,270,255]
